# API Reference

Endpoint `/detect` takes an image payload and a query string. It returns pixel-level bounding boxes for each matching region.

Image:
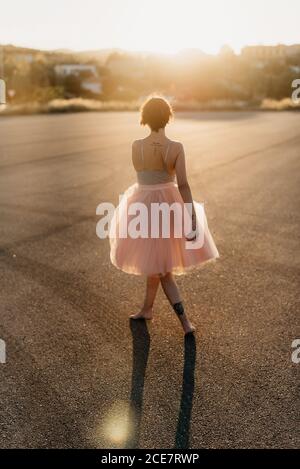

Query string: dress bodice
[136,140,175,185]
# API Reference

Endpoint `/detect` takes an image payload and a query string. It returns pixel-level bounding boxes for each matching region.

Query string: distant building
[0,79,6,104]
[54,64,98,77]
[241,44,300,61]
[54,64,102,95]
[81,78,102,94]
[290,65,300,74]
[14,53,34,64]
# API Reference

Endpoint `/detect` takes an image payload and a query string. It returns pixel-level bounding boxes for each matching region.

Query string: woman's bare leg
[130,275,160,319]
[160,272,195,334]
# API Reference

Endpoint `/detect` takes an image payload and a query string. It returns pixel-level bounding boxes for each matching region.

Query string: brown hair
[140,95,173,132]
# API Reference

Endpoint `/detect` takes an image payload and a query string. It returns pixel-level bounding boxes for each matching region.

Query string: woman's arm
[175,143,197,234]
[131,140,137,169]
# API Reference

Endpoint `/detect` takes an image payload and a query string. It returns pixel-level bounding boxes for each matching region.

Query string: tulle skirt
[109,181,219,276]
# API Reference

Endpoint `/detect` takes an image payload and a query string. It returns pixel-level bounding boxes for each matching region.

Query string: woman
[109,95,219,334]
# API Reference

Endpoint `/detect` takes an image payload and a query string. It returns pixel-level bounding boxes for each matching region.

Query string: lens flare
[102,400,134,445]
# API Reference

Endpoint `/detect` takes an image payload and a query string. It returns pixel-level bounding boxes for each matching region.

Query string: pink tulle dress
[109,140,219,276]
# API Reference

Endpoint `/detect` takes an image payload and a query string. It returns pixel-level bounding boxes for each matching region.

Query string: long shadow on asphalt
[125,319,150,449]
[174,333,196,449]
[126,319,196,449]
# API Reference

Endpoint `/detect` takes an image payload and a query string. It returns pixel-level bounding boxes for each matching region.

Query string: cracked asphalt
[0,110,299,448]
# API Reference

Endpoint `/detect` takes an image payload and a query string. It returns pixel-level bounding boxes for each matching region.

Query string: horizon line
[1,41,300,57]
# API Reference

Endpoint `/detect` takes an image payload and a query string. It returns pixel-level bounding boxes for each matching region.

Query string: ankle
[180,313,191,323]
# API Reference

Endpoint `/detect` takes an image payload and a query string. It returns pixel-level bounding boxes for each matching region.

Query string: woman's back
[108,95,219,334]
[132,138,176,185]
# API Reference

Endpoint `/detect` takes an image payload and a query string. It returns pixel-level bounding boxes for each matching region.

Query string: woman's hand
[185,221,198,241]
[185,213,197,241]
[185,232,197,241]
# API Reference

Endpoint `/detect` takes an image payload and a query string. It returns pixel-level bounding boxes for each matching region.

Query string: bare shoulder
[132,139,140,148]
[170,141,184,162]
[131,140,141,168]
[170,140,184,152]
[131,140,141,160]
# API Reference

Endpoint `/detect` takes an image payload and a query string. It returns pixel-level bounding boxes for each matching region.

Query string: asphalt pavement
[0,110,299,448]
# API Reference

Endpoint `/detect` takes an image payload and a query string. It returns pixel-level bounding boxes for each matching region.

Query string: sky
[1,0,300,55]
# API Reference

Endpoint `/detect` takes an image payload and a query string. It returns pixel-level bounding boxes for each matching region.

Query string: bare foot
[129,307,153,320]
[178,314,196,334]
